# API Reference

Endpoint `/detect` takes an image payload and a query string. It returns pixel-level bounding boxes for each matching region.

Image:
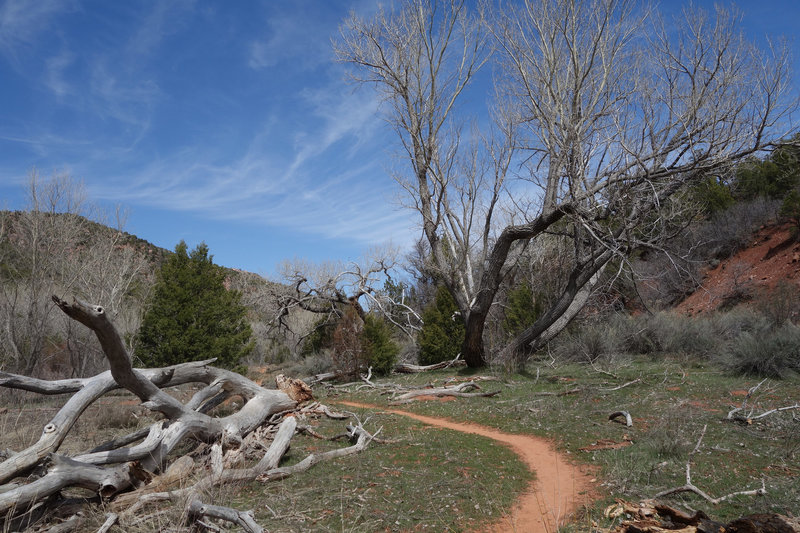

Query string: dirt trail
[338,401,596,533]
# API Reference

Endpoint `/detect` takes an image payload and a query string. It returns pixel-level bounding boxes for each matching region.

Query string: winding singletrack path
[338,401,596,533]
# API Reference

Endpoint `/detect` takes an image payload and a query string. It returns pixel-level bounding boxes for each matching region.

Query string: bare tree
[0,171,152,377]
[335,0,794,367]
[273,249,423,352]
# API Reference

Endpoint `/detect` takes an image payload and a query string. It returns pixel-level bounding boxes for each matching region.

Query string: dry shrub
[715,323,800,379]
[755,280,800,326]
[285,352,333,378]
[95,400,144,430]
[331,307,365,377]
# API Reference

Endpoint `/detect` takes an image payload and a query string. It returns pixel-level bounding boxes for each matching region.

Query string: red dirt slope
[677,223,800,315]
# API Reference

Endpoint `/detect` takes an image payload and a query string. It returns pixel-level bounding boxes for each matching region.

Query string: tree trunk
[461,311,488,368]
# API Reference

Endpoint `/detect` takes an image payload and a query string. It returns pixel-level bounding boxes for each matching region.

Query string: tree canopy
[336,0,794,367]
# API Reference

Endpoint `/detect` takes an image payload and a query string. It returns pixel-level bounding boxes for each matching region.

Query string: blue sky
[1,1,798,276]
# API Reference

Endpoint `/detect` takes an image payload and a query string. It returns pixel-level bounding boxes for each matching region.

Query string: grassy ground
[229,413,529,532]
[1,358,798,532]
[313,358,800,529]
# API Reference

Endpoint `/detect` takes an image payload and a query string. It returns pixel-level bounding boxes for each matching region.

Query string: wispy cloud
[88,59,159,129]
[44,48,74,96]
[0,0,75,59]
[247,3,336,72]
[126,0,196,59]
[87,77,410,247]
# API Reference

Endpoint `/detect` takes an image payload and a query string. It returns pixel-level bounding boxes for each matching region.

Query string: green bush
[502,282,542,338]
[779,189,800,237]
[362,314,399,375]
[717,323,800,379]
[691,174,735,216]
[418,286,464,365]
[302,315,337,356]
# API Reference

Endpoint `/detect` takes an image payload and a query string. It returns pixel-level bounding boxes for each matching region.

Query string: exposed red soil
[677,224,800,315]
[338,401,597,533]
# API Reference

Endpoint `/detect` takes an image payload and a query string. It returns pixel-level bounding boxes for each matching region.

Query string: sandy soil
[338,401,596,533]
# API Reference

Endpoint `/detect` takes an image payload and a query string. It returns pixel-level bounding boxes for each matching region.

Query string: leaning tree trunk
[497,251,612,365]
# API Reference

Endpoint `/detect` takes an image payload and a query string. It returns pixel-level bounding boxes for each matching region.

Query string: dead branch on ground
[0,296,382,532]
[531,378,642,398]
[652,424,766,505]
[726,379,800,424]
[393,355,467,373]
[609,411,633,427]
[389,381,501,405]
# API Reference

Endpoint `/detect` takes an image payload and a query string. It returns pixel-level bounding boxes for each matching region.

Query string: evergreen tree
[362,313,399,375]
[135,241,253,368]
[502,282,542,338]
[418,286,464,365]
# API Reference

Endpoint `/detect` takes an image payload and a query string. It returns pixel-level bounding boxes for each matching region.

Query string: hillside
[0,210,288,377]
[677,223,800,316]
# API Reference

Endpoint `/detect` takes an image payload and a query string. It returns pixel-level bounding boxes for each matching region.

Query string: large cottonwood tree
[336,0,794,367]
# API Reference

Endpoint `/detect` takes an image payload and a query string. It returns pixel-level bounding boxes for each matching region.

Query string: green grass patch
[226,412,529,532]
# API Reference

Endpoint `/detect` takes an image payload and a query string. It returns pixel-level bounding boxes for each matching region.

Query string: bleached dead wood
[95,513,118,533]
[652,425,767,505]
[301,371,338,384]
[389,381,501,404]
[0,296,387,532]
[188,500,263,533]
[393,355,467,373]
[120,417,380,521]
[726,379,800,423]
[0,454,131,515]
[0,296,300,529]
[609,411,633,427]
[41,513,86,533]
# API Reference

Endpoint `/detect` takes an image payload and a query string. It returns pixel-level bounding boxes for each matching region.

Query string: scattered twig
[40,513,85,533]
[601,378,642,392]
[590,362,619,379]
[726,379,799,423]
[388,381,501,405]
[393,354,466,373]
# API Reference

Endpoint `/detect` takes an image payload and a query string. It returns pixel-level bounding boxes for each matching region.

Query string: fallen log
[393,355,467,373]
[389,381,501,404]
[0,296,313,531]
